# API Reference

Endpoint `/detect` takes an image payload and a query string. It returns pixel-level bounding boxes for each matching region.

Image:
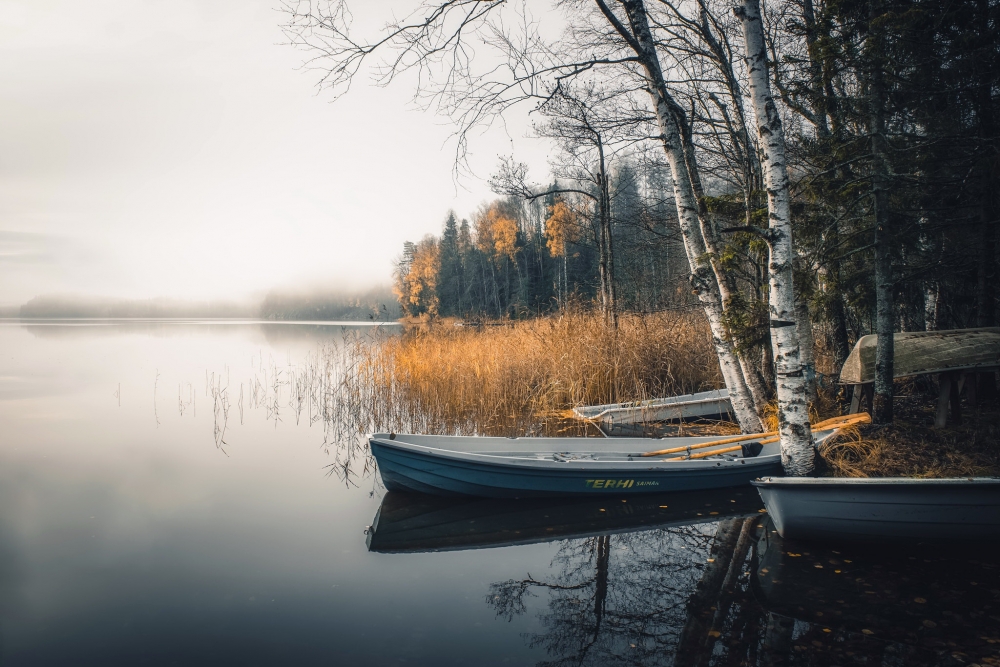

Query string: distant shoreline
[0,318,400,326]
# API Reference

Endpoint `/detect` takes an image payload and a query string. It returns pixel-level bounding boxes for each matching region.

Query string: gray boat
[753,476,1000,541]
[368,428,844,498]
[571,388,732,426]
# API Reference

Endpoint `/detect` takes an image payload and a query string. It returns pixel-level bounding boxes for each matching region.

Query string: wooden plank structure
[839,327,1000,426]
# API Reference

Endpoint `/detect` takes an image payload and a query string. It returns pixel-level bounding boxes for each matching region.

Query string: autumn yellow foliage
[544,199,579,257]
[393,236,440,317]
[475,202,520,260]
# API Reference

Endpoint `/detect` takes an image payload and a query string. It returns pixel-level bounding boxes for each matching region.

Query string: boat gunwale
[754,476,1000,486]
[370,438,780,470]
[369,430,841,471]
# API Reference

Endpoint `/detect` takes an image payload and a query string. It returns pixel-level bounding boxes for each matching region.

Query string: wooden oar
[640,431,774,458]
[672,444,749,460]
[640,412,870,458]
[663,413,871,460]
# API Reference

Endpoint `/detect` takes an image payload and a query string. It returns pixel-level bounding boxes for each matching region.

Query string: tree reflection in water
[489,521,730,666]
[488,517,1000,666]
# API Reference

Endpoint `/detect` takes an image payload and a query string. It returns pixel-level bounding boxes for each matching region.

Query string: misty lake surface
[1,320,998,666]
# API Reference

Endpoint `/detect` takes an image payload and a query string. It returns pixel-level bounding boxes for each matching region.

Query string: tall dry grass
[344,309,722,436]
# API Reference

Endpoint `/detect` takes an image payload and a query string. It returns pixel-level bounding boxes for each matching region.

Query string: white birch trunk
[924,283,939,331]
[737,0,814,475]
[618,0,762,433]
[795,296,817,401]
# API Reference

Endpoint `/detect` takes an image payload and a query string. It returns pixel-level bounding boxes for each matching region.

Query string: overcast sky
[0,0,553,306]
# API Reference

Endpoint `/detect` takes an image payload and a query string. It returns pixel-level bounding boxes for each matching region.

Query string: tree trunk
[924,283,939,331]
[975,168,997,331]
[606,0,762,433]
[737,0,814,475]
[918,211,940,331]
[598,168,619,329]
[680,87,765,414]
[868,3,894,425]
[796,296,818,402]
[801,0,831,137]
[674,517,749,666]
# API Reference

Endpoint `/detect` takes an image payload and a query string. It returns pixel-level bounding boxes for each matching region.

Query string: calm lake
[1,320,997,666]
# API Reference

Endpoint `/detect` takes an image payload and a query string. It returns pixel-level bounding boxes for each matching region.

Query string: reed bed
[344,309,722,437]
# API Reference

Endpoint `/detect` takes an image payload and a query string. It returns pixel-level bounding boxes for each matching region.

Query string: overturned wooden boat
[753,476,1000,541]
[840,327,999,424]
[366,488,763,553]
[368,425,846,498]
[840,327,999,385]
[571,388,732,426]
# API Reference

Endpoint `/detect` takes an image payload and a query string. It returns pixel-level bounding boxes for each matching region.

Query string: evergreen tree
[437,211,463,316]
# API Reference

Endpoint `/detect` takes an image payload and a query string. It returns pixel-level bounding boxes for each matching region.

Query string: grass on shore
[347,309,722,436]
[341,310,999,477]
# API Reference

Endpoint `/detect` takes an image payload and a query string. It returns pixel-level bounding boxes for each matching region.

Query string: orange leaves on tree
[394,236,440,317]
[475,203,520,261]
[544,200,579,257]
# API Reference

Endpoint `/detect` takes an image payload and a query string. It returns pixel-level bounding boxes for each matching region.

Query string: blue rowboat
[368,429,842,498]
[753,476,1000,541]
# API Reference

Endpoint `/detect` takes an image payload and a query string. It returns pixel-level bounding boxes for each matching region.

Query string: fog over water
[0,0,551,306]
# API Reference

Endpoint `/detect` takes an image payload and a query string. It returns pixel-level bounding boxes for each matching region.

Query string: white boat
[753,476,1000,541]
[571,388,732,426]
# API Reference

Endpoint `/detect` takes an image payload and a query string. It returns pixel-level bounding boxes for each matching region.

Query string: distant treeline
[18,295,255,319]
[259,286,399,321]
[394,179,695,321]
[16,287,399,321]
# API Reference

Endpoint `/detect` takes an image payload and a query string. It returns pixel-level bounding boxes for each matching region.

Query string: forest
[285,0,998,472]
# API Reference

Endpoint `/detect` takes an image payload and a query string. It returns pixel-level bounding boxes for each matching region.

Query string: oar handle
[668,444,743,460]
[639,412,870,458]
[639,431,775,457]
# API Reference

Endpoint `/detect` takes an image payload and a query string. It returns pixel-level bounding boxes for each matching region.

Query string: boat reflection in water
[366,488,764,553]
[369,490,1000,666]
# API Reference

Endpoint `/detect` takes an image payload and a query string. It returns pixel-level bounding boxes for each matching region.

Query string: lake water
[1,320,997,666]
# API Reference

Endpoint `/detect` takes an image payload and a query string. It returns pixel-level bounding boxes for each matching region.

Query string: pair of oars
[637,412,871,460]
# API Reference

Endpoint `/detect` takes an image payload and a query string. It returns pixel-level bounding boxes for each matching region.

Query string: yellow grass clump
[346,309,722,436]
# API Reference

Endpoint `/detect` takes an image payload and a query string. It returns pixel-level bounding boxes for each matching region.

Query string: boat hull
[370,433,785,498]
[753,477,1000,541]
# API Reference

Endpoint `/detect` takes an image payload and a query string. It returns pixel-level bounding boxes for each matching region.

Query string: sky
[0,0,553,306]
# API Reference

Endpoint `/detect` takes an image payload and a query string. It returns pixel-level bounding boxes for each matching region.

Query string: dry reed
[344,309,722,436]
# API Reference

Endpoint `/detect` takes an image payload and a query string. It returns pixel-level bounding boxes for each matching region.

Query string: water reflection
[3,320,998,665]
[372,492,1000,666]
[752,516,1000,664]
[367,489,764,553]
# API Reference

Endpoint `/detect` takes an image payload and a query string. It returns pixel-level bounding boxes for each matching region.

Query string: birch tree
[596,0,763,432]
[735,0,814,474]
